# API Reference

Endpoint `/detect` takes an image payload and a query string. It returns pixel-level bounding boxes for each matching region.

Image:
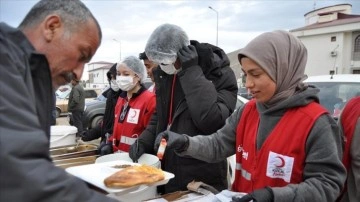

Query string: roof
[304,74,360,83]
[88,63,113,72]
[87,61,113,65]
[303,3,352,16]
[291,13,360,32]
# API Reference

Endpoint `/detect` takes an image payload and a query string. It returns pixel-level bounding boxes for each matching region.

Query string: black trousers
[70,110,83,136]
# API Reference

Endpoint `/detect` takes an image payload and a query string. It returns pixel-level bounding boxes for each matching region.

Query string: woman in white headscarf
[154,30,346,202]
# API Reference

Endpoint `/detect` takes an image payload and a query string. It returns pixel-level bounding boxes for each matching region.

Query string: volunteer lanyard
[114,98,129,146]
[118,99,129,123]
[167,75,176,130]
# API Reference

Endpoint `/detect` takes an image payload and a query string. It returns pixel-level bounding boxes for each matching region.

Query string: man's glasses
[118,101,129,123]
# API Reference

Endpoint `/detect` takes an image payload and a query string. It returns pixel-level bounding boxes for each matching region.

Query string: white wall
[297,32,345,76]
[89,69,109,89]
[292,20,360,76]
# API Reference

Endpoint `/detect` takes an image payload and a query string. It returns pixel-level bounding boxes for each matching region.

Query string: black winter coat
[138,40,238,193]
[81,88,121,142]
[82,63,121,142]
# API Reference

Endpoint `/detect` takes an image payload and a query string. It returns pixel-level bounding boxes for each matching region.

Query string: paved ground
[56,114,70,125]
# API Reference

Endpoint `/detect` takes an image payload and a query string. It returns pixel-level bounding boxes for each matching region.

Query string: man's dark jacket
[138,40,238,193]
[82,64,121,142]
[0,23,116,202]
[68,83,85,112]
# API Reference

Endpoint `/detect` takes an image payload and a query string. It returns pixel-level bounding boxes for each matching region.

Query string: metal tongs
[132,134,139,163]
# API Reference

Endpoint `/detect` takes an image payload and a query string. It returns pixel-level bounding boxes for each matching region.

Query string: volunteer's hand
[97,140,113,156]
[231,187,274,202]
[98,143,112,156]
[129,140,145,162]
[177,45,198,70]
[80,131,91,142]
[154,131,189,152]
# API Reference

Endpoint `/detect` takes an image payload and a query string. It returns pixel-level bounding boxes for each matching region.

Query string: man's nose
[73,64,85,81]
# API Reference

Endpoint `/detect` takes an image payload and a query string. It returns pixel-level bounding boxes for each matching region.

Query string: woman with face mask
[109,56,156,153]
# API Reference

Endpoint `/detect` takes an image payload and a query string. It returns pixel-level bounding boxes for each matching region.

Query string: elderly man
[0,0,116,201]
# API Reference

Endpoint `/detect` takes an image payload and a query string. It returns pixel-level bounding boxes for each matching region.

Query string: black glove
[80,131,91,142]
[99,143,112,156]
[231,187,274,202]
[154,130,189,153]
[97,140,113,156]
[177,45,198,70]
[80,128,101,142]
[129,140,145,163]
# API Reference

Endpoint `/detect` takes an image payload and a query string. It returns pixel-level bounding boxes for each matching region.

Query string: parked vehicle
[304,74,360,119]
[55,85,71,99]
[235,95,249,110]
[81,94,107,129]
[55,88,101,117]
[237,87,252,100]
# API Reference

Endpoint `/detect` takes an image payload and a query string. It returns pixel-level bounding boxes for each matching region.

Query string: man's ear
[174,58,181,69]
[43,15,62,42]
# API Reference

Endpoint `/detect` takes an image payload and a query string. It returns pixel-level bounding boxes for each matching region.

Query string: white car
[235,95,249,110]
[304,74,360,119]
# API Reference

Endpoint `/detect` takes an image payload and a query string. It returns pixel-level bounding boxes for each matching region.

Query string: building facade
[87,61,114,89]
[291,4,360,76]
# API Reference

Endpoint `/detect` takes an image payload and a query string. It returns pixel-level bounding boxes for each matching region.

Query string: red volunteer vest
[233,100,327,193]
[337,96,360,201]
[341,96,360,170]
[111,90,155,152]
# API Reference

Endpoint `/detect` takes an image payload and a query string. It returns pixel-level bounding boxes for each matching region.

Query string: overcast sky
[1,0,359,80]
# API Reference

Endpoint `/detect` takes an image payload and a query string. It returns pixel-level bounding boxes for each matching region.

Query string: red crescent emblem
[130,110,137,118]
[275,156,285,167]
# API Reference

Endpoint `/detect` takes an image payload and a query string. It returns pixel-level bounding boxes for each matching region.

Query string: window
[354,35,360,60]
[355,35,360,52]
[331,36,336,42]
[307,82,360,119]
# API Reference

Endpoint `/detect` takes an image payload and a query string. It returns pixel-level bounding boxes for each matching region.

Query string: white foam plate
[66,160,174,195]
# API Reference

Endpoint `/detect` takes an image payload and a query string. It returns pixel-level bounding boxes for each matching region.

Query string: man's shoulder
[75,85,85,91]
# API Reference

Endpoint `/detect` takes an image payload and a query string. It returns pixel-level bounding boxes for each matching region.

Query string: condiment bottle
[157,138,167,160]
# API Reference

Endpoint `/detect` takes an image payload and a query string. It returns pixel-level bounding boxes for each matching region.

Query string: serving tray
[66,160,174,195]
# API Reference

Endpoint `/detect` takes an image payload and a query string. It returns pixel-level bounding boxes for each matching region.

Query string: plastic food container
[50,125,77,148]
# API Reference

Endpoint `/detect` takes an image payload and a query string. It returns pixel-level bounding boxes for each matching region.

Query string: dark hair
[107,63,117,81]
[18,0,102,40]
[139,52,148,60]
